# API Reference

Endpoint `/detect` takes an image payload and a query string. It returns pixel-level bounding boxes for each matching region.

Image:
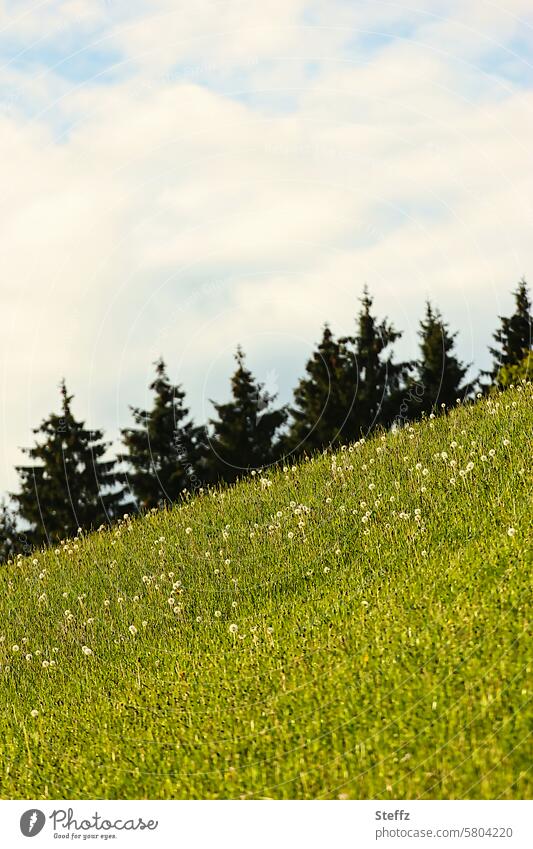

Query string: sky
[1,0,532,495]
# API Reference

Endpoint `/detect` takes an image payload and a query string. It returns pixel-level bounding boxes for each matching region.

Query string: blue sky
[1,0,532,494]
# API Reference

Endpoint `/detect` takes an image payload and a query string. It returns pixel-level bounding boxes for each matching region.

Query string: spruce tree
[0,501,22,562]
[412,301,469,415]
[285,325,349,455]
[13,381,123,545]
[207,347,286,483]
[340,287,411,438]
[495,350,532,388]
[120,359,202,509]
[489,278,532,381]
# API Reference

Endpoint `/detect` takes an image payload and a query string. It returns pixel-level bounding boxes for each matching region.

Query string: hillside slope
[1,385,531,799]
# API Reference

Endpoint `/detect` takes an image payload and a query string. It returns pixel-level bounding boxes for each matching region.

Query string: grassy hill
[1,385,531,800]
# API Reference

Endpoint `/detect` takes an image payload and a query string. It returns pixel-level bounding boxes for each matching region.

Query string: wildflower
[42,660,50,668]
[229,623,238,634]
[185,527,193,535]
[507,527,516,537]
[128,625,138,636]
[12,645,19,652]
[25,653,32,661]
[214,610,222,618]
[503,439,510,446]
[287,531,294,539]
[81,646,93,656]
[30,709,39,718]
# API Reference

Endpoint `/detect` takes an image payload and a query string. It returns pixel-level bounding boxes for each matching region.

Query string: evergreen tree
[412,301,469,415]
[206,347,286,483]
[0,501,23,562]
[495,350,532,388]
[284,325,349,455]
[340,287,411,438]
[120,359,202,509]
[489,278,532,381]
[13,381,123,545]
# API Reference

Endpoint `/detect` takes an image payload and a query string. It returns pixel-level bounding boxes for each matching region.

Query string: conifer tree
[495,350,532,388]
[13,382,123,545]
[412,301,469,415]
[489,278,532,381]
[340,287,411,438]
[206,347,286,483]
[120,359,202,508]
[284,325,349,455]
[0,501,22,562]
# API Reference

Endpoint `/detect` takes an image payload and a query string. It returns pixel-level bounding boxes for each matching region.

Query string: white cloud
[0,1,532,494]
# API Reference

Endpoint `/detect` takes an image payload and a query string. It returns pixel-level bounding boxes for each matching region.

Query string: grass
[0,385,531,800]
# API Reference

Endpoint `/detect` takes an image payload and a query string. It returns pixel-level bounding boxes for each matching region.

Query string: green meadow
[1,385,531,800]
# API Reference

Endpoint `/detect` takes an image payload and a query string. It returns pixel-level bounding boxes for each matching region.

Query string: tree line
[1,279,531,559]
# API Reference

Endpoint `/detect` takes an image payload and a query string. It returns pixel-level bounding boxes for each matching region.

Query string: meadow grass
[0,385,531,800]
